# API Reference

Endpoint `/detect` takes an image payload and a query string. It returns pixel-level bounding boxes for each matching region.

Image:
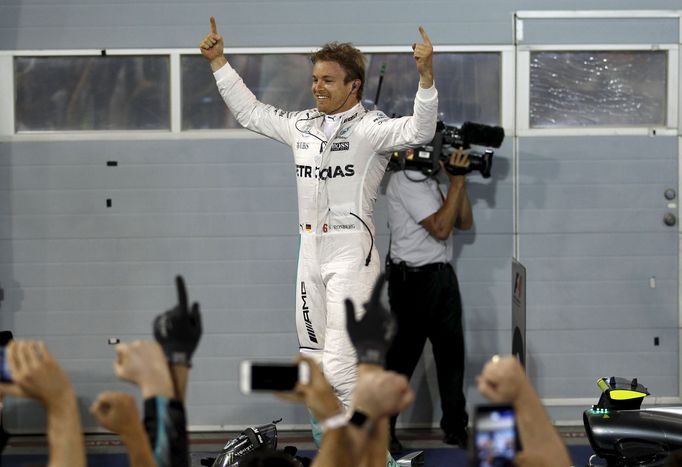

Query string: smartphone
[472,404,518,467]
[240,360,310,394]
[0,348,12,383]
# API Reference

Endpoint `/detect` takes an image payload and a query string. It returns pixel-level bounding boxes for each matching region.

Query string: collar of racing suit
[299,102,365,136]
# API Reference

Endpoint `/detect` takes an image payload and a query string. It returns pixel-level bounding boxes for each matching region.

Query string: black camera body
[389,121,505,178]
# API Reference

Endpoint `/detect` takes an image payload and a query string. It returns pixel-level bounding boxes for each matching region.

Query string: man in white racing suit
[200,17,438,406]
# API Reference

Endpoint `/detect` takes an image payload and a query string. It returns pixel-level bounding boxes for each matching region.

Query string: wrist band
[319,412,347,432]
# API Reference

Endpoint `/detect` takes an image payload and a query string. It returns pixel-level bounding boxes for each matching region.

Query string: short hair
[311,42,367,100]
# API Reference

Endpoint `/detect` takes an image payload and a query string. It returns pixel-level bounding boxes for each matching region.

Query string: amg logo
[331,142,350,151]
[296,141,310,150]
[300,281,318,344]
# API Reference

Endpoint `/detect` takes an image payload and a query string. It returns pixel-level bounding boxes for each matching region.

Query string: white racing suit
[214,63,438,404]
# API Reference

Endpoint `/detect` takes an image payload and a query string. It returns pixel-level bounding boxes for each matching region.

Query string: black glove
[344,273,397,367]
[153,276,202,366]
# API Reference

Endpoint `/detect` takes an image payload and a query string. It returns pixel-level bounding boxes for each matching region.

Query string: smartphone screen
[474,404,517,467]
[240,361,309,393]
[0,348,12,383]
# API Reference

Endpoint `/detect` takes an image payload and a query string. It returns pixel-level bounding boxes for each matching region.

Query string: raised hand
[0,340,74,411]
[90,391,141,436]
[114,340,174,399]
[412,26,434,88]
[344,273,397,366]
[199,16,226,68]
[90,391,157,467]
[476,355,529,404]
[352,369,414,419]
[153,276,202,367]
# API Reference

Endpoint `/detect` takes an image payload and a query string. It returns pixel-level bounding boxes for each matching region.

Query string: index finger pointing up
[210,16,218,34]
[175,276,188,312]
[418,25,431,45]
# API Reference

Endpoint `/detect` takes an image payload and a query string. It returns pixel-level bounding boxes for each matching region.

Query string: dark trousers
[385,263,468,436]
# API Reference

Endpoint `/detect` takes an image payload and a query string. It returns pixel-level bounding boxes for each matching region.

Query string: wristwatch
[320,409,373,432]
[348,409,372,430]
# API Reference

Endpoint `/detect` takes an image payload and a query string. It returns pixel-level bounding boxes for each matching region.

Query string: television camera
[388,121,505,178]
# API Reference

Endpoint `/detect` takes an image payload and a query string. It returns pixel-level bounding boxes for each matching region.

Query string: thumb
[412,43,417,51]
[210,16,217,34]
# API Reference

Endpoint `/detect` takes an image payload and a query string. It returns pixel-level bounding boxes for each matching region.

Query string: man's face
[311,60,358,115]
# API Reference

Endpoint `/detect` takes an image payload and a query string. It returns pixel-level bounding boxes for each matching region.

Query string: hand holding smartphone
[473,404,518,467]
[240,360,310,394]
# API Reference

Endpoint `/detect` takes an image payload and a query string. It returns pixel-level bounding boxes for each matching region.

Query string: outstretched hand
[412,26,434,88]
[199,16,226,67]
[345,273,397,366]
[153,276,202,367]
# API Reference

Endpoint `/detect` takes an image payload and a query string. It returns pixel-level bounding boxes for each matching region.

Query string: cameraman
[384,149,472,451]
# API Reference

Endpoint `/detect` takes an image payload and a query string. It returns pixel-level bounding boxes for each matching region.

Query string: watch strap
[348,409,372,430]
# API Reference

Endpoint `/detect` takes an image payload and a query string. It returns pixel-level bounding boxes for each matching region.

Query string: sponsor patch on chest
[330,142,350,151]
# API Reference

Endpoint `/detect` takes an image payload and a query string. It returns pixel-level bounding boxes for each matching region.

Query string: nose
[313,81,325,93]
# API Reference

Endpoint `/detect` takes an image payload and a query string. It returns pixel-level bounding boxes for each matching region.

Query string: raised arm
[477,356,572,467]
[364,27,438,152]
[114,341,188,467]
[90,391,155,467]
[413,26,434,89]
[0,340,86,467]
[153,276,202,402]
[200,16,296,144]
[350,365,414,467]
[275,355,354,467]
